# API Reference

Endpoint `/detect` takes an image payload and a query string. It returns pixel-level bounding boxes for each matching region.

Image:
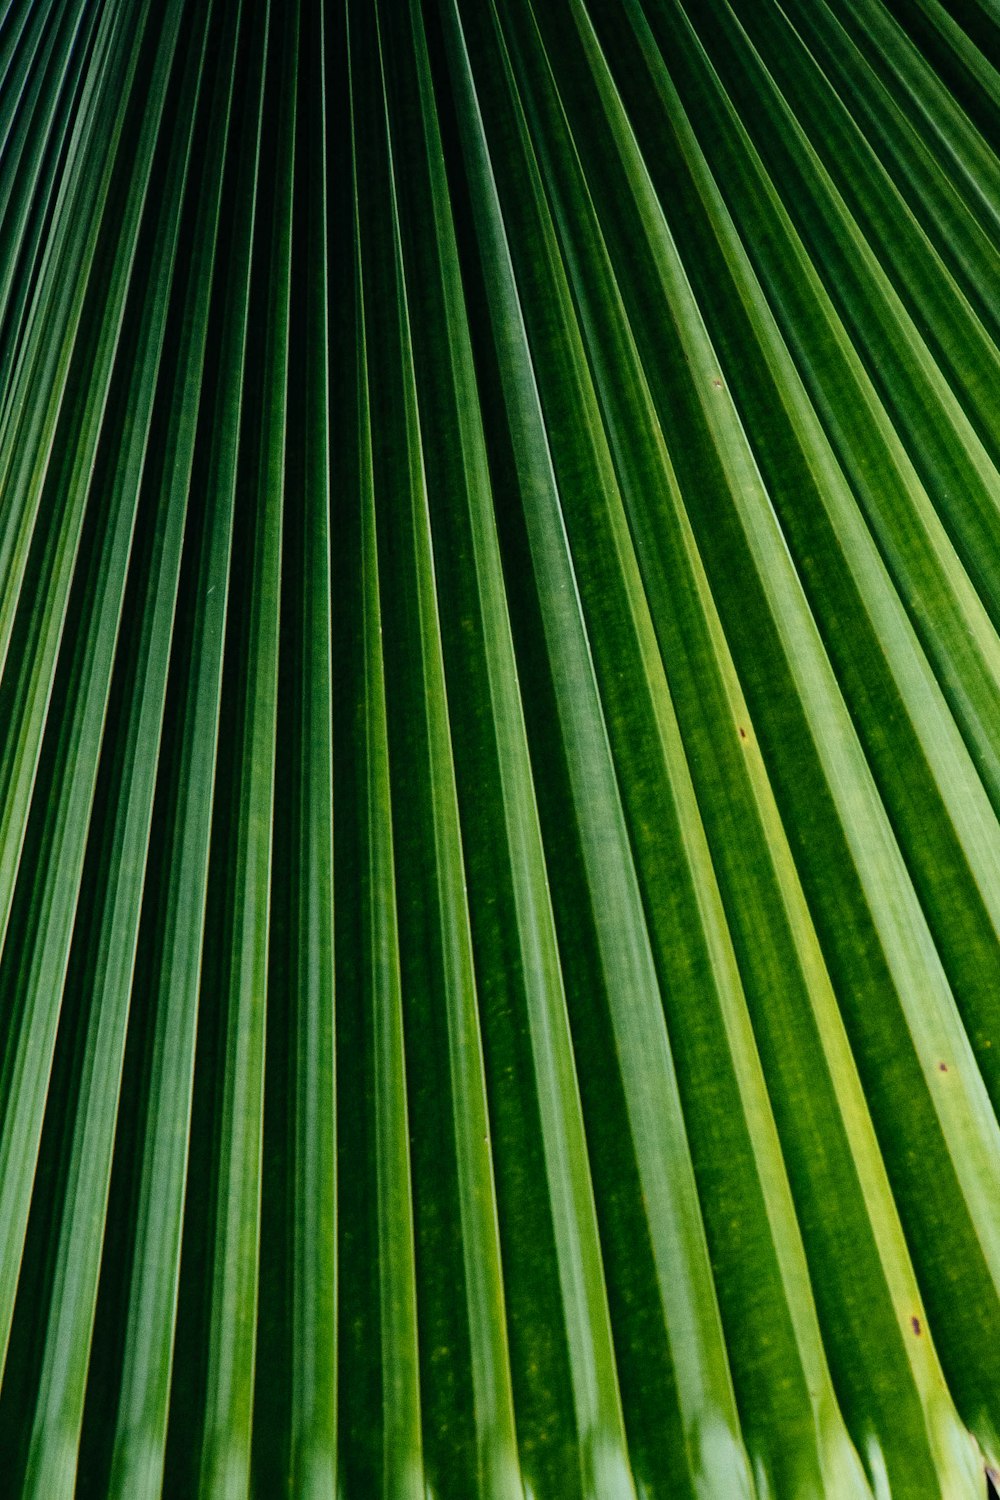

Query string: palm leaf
[1,0,1000,1496]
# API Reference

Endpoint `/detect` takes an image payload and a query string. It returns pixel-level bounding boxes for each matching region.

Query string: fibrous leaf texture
[1,0,1000,1496]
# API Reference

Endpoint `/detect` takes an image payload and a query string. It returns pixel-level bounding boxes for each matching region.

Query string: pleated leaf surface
[0,0,999,1496]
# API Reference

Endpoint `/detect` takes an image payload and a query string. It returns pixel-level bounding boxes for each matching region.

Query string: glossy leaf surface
[0,1,999,1496]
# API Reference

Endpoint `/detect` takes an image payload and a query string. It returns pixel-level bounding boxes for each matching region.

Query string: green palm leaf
[1,0,1000,1496]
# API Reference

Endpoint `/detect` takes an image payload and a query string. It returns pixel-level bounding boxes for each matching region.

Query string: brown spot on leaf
[938,1062,948,1072]
[738,726,747,739]
[711,378,723,389]
[911,1316,921,1336]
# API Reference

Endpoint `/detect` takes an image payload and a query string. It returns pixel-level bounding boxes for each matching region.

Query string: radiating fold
[1,1,1000,1496]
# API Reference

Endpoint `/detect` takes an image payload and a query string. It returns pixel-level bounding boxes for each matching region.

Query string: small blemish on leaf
[911,1316,921,1336]
[711,378,723,389]
[738,726,747,740]
[938,1062,948,1072]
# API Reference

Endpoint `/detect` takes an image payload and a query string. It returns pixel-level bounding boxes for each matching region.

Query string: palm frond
[1,0,1000,1496]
